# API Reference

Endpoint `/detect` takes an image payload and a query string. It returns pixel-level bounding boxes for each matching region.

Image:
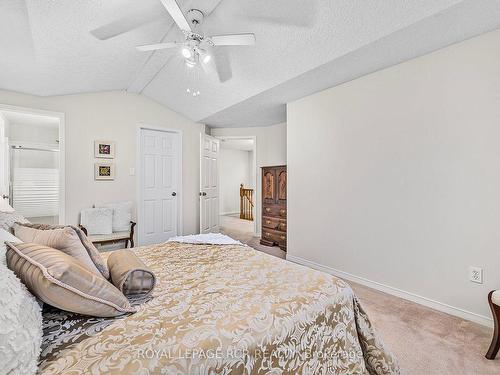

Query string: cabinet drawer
[262,228,287,244]
[262,216,286,231]
[263,205,287,218]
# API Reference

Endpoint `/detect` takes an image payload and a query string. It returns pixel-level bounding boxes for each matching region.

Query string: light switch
[129,168,135,176]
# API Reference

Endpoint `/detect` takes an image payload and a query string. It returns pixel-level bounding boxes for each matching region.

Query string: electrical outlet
[469,266,483,284]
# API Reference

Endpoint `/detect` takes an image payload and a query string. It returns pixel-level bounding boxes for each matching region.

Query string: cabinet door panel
[262,168,276,204]
[276,167,287,205]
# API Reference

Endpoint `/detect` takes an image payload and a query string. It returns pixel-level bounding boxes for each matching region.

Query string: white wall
[211,123,287,233]
[219,148,252,215]
[0,90,203,235]
[248,150,255,189]
[287,29,500,324]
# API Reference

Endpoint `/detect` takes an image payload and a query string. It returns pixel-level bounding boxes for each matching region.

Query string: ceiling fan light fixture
[130,2,257,84]
[181,47,192,58]
[185,59,196,68]
[186,88,200,97]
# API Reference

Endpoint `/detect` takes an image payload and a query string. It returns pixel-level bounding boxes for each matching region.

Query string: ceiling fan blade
[136,42,180,52]
[159,0,192,32]
[90,4,165,40]
[210,33,256,46]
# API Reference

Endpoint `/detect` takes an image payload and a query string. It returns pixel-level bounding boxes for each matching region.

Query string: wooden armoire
[260,165,287,251]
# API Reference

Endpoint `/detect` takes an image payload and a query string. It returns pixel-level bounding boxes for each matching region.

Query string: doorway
[200,134,220,234]
[137,126,182,246]
[216,136,257,240]
[0,105,65,224]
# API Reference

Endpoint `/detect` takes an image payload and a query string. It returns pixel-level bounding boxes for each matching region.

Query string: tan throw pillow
[108,250,156,298]
[13,224,102,277]
[13,223,109,279]
[6,242,136,317]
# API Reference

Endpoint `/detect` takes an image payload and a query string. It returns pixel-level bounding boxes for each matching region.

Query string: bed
[38,242,399,374]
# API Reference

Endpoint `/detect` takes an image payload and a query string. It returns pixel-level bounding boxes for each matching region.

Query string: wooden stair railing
[240,184,254,221]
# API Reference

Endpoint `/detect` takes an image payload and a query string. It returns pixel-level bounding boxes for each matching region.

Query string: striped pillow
[6,242,136,317]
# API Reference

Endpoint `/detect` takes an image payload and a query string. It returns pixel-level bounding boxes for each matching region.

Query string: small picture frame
[94,163,115,180]
[94,140,115,159]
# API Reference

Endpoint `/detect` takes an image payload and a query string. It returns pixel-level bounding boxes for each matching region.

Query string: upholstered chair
[486,290,500,359]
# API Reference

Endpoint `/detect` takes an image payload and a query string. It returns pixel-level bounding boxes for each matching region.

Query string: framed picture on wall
[94,140,115,159]
[94,163,115,180]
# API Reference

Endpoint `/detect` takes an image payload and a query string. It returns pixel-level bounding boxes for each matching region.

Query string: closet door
[200,134,220,234]
[139,128,180,246]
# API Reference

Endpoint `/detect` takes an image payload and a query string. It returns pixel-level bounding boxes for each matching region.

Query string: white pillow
[0,261,42,375]
[0,211,29,231]
[0,228,22,265]
[80,208,113,235]
[98,201,133,232]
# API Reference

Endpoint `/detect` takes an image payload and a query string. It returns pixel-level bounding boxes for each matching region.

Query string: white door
[200,134,220,233]
[139,128,180,245]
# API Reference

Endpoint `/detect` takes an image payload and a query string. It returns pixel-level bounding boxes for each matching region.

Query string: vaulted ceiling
[1,0,500,127]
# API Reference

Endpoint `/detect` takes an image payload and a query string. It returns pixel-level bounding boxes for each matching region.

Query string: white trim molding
[286,254,493,327]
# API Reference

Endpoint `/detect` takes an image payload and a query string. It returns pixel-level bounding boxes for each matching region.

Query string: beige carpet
[220,215,286,258]
[350,282,498,375]
[220,218,499,375]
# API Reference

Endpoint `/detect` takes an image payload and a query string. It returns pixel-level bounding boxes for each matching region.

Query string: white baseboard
[220,211,239,216]
[286,255,493,328]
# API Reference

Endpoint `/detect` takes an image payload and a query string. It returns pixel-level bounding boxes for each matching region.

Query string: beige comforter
[39,243,399,374]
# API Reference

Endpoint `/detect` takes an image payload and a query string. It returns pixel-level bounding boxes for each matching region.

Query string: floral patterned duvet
[39,242,399,374]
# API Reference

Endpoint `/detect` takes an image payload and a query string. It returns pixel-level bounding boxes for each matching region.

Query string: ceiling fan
[131,0,255,81]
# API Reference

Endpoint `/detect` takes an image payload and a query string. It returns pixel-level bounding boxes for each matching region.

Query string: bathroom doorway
[0,105,65,224]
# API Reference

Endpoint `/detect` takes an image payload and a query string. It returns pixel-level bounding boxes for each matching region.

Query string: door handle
[2,195,9,200]
[172,192,177,197]
[202,192,207,196]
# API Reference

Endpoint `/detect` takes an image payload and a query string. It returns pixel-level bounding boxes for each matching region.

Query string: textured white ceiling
[204,0,500,127]
[1,0,498,127]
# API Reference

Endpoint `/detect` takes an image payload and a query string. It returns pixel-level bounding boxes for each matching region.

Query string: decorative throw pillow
[80,208,113,235]
[108,249,156,298]
[0,260,42,375]
[15,223,110,279]
[71,225,110,278]
[6,242,136,317]
[0,228,22,265]
[13,224,102,277]
[98,201,133,232]
[0,210,29,231]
